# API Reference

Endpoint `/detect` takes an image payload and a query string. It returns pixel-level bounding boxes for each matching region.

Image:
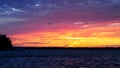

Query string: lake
[0,48,120,68]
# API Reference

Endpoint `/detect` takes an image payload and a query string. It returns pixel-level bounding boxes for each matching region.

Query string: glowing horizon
[10,21,120,47]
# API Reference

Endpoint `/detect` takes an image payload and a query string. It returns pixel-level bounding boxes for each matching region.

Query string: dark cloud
[0,0,119,21]
[21,42,46,45]
[0,0,120,34]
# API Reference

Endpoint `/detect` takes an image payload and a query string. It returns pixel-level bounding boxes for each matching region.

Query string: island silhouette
[0,34,13,50]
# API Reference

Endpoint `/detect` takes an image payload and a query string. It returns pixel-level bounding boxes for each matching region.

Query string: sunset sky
[0,0,120,47]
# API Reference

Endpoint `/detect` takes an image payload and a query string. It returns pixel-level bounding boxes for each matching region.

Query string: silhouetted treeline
[0,34,13,50]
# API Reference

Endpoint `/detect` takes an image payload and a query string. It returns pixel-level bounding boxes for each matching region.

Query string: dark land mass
[12,47,120,50]
[0,46,120,51]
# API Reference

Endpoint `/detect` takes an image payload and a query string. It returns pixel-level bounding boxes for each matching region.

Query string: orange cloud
[10,21,120,47]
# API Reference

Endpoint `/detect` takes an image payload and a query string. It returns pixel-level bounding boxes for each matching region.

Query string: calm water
[0,49,120,68]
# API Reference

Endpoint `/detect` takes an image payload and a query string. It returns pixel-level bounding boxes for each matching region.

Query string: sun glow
[10,27,120,47]
[9,21,120,47]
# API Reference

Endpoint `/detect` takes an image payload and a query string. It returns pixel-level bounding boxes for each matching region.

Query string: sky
[0,0,120,47]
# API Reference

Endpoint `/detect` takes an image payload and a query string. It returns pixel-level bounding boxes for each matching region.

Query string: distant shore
[0,47,120,51]
[13,47,120,50]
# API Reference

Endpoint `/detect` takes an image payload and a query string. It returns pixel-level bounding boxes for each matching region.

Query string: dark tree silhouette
[0,34,13,50]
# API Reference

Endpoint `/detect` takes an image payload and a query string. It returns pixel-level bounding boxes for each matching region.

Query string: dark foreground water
[0,49,120,68]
